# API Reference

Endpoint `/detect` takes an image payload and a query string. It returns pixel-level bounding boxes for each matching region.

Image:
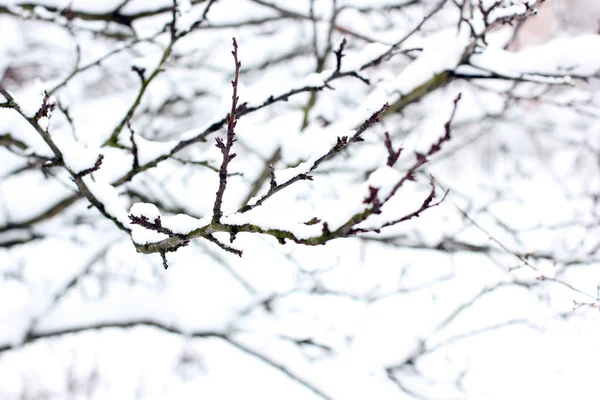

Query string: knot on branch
[334,136,348,151]
[131,65,146,82]
[322,222,331,237]
[333,38,347,73]
[298,173,314,181]
[363,186,382,212]
[304,217,321,226]
[384,132,403,167]
[34,91,55,121]
[415,152,427,164]
[159,238,190,270]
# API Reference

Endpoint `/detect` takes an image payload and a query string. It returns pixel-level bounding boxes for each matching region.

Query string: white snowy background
[1,0,600,399]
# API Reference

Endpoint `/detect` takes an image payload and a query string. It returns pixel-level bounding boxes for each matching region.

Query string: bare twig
[213,37,242,223]
[240,103,390,213]
[126,119,140,170]
[361,0,449,70]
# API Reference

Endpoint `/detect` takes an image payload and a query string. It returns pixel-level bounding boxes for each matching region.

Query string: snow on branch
[0,83,130,233]
[4,2,600,397]
[1,0,596,271]
[126,89,461,264]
